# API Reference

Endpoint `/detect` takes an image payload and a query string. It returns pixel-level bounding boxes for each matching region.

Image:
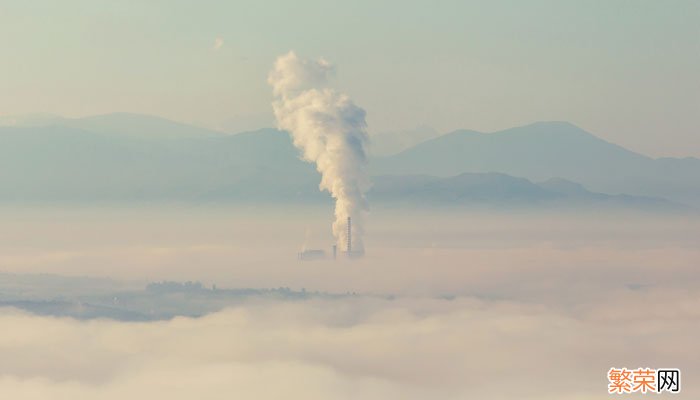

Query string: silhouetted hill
[0,273,348,321]
[372,122,700,206]
[369,125,439,156]
[0,112,224,139]
[0,115,695,210]
[0,125,321,203]
[66,112,224,139]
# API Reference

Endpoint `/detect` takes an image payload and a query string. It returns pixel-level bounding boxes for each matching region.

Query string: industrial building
[297,217,364,261]
[297,249,326,260]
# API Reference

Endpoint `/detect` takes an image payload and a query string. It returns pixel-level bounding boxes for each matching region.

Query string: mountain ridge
[1,113,697,208]
[372,121,700,205]
[0,112,227,139]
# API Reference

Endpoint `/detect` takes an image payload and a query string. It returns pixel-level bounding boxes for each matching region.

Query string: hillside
[0,125,321,203]
[0,114,695,210]
[371,121,700,206]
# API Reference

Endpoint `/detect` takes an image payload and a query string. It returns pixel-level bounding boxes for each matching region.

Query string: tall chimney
[347,216,352,253]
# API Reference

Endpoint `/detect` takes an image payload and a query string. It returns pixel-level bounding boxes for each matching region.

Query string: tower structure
[346,216,351,253]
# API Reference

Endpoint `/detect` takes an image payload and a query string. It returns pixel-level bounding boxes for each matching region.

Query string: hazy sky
[1,0,698,157]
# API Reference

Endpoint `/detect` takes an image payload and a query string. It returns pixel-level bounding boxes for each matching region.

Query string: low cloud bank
[1,291,698,399]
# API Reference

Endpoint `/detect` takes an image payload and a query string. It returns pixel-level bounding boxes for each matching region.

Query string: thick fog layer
[1,291,699,399]
[0,206,697,398]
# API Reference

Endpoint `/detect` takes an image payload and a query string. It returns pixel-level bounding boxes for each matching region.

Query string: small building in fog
[297,249,326,260]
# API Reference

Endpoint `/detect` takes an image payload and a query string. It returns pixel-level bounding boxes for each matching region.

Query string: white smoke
[269,51,370,253]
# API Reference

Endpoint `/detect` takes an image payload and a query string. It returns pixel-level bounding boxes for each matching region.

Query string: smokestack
[269,52,370,254]
[347,216,352,253]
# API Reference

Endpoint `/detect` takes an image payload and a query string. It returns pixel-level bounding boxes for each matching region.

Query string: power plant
[297,216,364,261]
[271,53,369,263]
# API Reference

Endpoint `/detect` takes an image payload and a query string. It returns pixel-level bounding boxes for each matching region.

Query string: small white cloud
[213,36,224,51]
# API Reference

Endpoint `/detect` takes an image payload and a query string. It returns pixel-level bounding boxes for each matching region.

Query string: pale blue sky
[1,0,698,156]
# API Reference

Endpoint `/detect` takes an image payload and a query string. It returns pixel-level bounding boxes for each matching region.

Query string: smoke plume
[269,51,370,253]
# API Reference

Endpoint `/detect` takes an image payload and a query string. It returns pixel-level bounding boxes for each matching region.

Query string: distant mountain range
[369,125,439,156]
[372,121,700,206]
[0,112,222,138]
[0,122,318,203]
[0,113,696,210]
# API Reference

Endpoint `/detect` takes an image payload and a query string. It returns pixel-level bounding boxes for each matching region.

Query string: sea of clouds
[1,287,699,399]
[0,206,697,398]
